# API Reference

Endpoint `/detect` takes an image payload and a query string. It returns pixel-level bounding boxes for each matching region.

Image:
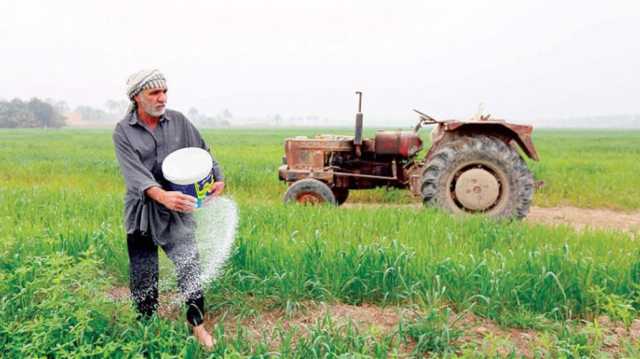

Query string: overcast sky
[1,1,639,126]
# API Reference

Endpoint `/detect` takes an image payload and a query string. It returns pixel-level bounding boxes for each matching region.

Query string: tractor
[278,92,539,219]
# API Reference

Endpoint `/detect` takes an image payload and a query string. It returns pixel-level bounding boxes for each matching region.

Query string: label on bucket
[166,171,214,208]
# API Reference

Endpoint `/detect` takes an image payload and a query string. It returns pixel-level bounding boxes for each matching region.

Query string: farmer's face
[136,88,167,117]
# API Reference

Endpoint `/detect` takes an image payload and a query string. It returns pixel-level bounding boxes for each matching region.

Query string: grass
[530,129,640,210]
[1,127,639,357]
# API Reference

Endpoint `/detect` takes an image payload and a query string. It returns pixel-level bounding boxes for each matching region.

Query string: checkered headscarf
[126,69,167,112]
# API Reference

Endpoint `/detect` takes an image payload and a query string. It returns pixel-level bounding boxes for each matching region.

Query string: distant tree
[274,114,283,126]
[203,116,220,128]
[0,98,64,128]
[12,110,39,128]
[45,98,70,115]
[187,107,201,123]
[75,105,113,122]
[0,99,30,128]
[188,107,234,128]
[105,99,128,117]
[188,107,211,127]
[0,100,13,127]
[28,98,65,128]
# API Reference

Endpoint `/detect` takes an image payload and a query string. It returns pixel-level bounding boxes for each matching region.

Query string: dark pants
[126,231,205,326]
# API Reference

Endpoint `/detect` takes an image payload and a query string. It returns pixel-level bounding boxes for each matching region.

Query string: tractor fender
[427,121,540,161]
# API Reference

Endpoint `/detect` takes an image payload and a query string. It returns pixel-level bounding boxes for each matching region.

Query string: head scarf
[126,69,167,113]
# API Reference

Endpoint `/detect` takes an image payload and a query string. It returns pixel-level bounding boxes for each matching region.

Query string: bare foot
[192,324,214,349]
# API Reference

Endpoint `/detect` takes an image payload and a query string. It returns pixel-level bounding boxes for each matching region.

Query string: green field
[1,128,640,357]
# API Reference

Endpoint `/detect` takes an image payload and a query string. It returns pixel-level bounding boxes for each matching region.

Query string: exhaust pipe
[354,91,363,156]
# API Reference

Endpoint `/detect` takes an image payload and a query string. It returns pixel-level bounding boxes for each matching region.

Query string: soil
[106,286,183,319]
[202,302,416,352]
[343,203,640,234]
[526,206,640,234]
[200,302,640,357]
[106,286,640,356]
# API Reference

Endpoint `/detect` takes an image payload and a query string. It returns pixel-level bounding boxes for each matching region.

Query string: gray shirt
[112,109,224,245]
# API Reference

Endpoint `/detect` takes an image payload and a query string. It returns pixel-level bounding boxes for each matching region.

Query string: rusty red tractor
[278,92,539,219]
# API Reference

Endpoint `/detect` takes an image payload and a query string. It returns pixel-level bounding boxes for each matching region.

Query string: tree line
[0,98,67,128]
[0,97,236,128]
[187,107,232,128]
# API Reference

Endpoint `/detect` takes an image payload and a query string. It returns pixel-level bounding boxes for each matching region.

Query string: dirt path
[343,203,640,234]
[527,206,640,233]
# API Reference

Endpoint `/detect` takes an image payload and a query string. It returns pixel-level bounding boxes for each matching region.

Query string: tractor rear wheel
[421,136,533,219]
[284,178,337,205]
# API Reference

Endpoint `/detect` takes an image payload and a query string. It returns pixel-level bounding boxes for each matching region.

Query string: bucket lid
[162,147,213,185]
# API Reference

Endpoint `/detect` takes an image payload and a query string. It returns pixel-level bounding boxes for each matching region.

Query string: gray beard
[142,103,165,117]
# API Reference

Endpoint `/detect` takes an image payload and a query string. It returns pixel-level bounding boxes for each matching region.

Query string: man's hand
[209,181,225,197]
[146,187,196,212]
[202,182,225,207]
[161,191,197,212]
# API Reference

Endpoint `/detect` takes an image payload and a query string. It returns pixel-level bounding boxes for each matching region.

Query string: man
[112,69,224,349]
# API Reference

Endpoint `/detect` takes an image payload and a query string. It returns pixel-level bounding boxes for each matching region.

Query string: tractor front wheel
[332,188,349,205]
[421,136,534,220]
[284,178,337,205]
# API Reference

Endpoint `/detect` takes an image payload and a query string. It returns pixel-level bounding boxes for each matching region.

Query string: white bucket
[162,147,214,208]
